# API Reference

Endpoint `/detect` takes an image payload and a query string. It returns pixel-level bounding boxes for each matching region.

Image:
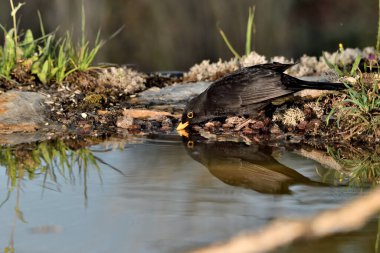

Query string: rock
[134,82,211,108]
[235,119,254,131]
[161,118,173,128]
[0,91,47,134]
[242,127,253,135]
[270,124,282,134]
[161,118,173,131]
[204,122,216,131]
[97,110,109,115]
[116,116,135,129]
[306,119,322,133]
[294,89,335,99]
[252,121,265,130]
[76,121,92,135]
[225,116,246,125]
[0,132,55,145]
[222,123,234,129]
[297,120,308,130]
[122,109,175,120]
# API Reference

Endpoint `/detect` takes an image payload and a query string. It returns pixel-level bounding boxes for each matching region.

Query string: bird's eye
[187,112,194,118]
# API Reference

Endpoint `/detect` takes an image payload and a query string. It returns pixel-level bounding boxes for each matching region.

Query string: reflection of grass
[0,139,124,253]
[327,145,380,186]
[0,139,123,207]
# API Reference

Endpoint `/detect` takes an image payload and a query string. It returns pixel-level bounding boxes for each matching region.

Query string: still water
[0,135,376,253]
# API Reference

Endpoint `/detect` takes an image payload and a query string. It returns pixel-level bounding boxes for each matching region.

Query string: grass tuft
[0,0,106,84]
[326,76,380,139]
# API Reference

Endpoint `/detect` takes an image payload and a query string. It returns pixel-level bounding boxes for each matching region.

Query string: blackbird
[184,140,327,194]
[177,62,344,130]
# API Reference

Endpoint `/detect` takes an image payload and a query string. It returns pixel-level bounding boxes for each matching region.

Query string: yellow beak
[176,121,189,131]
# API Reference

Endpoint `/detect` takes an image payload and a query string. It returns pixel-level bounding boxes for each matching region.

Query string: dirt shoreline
[0,70,376,146]
[0,48,379,145]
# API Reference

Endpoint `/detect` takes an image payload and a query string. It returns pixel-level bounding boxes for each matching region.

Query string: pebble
[252,121,264,130]
[116,116,134,129]
[297,121,308,130]
[242,127,253,135]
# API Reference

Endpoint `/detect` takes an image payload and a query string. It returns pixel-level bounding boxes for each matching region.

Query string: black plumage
[177,62,344,129]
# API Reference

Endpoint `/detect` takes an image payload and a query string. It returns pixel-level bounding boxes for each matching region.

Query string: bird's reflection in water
[184,139,326,194]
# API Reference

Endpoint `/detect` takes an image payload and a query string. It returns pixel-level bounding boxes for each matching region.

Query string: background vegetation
[0,0,377,71]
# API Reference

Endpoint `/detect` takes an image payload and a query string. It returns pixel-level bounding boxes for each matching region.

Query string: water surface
[0,136,376,253]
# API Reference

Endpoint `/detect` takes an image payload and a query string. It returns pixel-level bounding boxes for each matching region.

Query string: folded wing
[206,67,294,108]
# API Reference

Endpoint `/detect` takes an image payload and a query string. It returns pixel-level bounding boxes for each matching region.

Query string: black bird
[177,62,344,130]
[184,140,327,194]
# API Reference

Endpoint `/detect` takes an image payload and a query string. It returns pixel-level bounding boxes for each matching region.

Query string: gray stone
[135,81,211,108]
[0,91,47,134]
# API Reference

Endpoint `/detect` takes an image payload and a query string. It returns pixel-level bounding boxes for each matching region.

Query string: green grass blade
[81,2,86,47]
[218,28,240,58]
[245,6,255,55]
[350,55,361,76]
[323,53,344,76]
[377,0,380,51]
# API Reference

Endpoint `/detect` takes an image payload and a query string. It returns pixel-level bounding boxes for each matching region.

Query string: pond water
[0,135,377,253]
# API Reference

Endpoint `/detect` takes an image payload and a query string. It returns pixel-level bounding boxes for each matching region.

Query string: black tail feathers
[282,75,345,91]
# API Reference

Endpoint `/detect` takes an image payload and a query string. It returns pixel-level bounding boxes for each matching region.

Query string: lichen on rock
[98,67,147,95]
[274,107,306,127]
[183,59,239,82]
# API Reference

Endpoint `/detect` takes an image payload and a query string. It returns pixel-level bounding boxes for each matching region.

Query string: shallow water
[0,136,376,253]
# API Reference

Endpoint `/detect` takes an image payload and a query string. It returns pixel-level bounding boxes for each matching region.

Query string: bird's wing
[206,68,294,107]
[250,62,295,72]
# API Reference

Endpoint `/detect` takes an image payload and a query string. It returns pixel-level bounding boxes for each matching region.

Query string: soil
[0,68,184,139]
[0,61,377,145]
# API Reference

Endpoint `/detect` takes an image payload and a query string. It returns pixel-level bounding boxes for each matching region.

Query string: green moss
[82,94,106,108]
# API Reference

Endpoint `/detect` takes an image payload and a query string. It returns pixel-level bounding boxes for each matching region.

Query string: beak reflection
[177,129,189,138]
[176,121,189,131]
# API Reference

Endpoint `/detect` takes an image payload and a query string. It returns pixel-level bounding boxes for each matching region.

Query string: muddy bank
[0,73,371,146]
[0,77,339,144]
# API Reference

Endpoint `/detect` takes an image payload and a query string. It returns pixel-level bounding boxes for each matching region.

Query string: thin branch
[190,186,380,253]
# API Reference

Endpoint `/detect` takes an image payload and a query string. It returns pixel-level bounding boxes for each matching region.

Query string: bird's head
[176,95,206,131]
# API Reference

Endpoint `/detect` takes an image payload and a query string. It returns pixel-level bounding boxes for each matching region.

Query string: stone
[122,109,174,121]
[242,127,253,135]
[252,121,265,130]
[116,116,134,129]
[270,124,282,134]
[297,120,308,130]
[204,122,216,131]
[0,91,47,134]
[306,119,322,133]
[134,81,211,108]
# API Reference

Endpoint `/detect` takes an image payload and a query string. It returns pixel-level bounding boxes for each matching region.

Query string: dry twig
[190,187,380,253]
